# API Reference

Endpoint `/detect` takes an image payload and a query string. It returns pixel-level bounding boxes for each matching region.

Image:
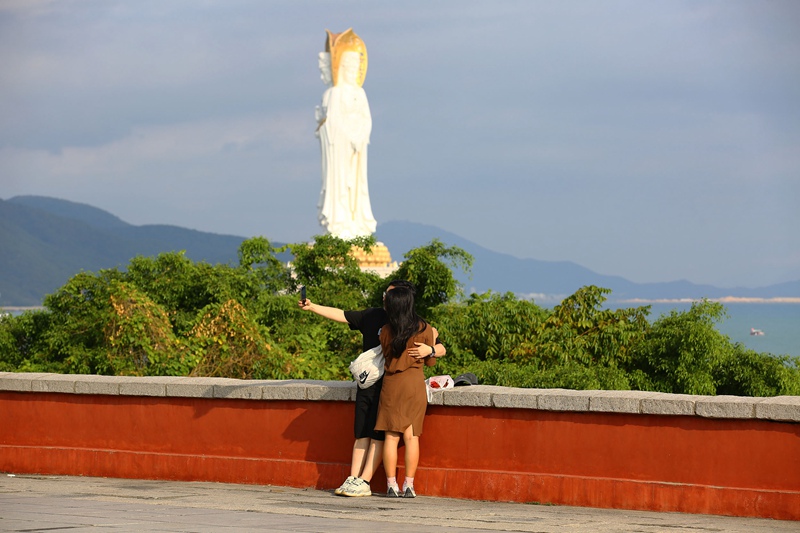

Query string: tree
[377,239,473,314]
[289,234,380,311]
[627,299,728,395]
[429,291,547,363]
[105,280,179,376]
[2,236,799,397]
[237,236,291,294]
[534,286,649,369]
[187,299,290,379]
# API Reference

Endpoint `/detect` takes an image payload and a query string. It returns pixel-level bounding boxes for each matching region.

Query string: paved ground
[1,474,797,533]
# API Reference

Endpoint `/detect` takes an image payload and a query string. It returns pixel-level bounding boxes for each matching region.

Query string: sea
[625,302,800,358]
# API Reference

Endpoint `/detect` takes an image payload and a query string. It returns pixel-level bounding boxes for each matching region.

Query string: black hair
[383,286,425,358]
[387,279,415,295]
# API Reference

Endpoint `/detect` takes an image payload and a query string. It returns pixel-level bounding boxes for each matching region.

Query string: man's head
[383,285,415,317]
[386,279,415,295]
[383,280,416,307]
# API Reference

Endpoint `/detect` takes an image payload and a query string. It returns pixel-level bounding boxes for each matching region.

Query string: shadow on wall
[282,402,357,489]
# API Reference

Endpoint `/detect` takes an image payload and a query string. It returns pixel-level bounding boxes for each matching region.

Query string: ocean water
[639,303,800,358]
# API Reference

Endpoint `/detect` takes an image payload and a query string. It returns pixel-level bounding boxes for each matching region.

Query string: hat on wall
[453,373,478,387]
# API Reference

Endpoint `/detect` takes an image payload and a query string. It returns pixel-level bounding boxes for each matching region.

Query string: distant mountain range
[376,221,800,304]
[2,196,798,307]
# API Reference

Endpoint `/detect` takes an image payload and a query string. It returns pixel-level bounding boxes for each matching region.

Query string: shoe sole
[342,491,372,497]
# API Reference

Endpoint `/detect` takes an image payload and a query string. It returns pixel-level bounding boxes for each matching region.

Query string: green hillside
[0,197,258,306]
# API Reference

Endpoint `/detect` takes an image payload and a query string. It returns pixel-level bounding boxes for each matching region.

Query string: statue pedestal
[351,242,398,278]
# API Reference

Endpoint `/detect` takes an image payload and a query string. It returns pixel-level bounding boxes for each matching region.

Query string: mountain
[1,196,256,306]
[375,220,800,304]
[2,196,798,307]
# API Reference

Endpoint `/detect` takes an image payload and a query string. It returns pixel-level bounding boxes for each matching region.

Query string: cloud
[2,111,310,186]
[1,1,799,287]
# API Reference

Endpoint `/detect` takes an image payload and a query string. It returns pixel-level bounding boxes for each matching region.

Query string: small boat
[750,328,765,336]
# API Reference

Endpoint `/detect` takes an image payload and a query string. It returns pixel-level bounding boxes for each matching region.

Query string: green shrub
[2,236,798,398]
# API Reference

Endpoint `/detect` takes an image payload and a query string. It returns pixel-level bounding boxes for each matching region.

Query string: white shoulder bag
[349,346,385,389]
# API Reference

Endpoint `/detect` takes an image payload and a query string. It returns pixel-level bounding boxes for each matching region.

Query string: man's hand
[298,299,348,323]
[410,342,434,360]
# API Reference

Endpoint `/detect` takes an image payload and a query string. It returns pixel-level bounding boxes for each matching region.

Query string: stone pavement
[2,475,798,533]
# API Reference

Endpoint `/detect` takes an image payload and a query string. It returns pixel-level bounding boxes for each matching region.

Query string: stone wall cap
[0,373,798,423]
[588,390,659,414]
[441,385,499,407]
[536,389,592,412]
[755,395,800,423]
[695,395,763,419]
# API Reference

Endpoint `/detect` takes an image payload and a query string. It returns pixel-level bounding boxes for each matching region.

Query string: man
[298,280,445,497]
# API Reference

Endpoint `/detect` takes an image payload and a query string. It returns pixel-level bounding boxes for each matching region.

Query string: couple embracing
[299,280,445,498]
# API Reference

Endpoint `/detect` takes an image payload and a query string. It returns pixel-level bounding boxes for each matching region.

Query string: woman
[375,286,442,498]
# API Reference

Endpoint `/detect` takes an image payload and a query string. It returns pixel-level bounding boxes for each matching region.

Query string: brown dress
[375,322,434,436]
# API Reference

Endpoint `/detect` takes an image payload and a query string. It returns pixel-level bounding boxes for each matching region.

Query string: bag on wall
[425,374,455,402]
[349,346,385,389]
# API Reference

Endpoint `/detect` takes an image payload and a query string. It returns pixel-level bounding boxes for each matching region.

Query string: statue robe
[317,84,376,239]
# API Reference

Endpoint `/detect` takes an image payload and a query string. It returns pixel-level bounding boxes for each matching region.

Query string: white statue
[315,29,377,240]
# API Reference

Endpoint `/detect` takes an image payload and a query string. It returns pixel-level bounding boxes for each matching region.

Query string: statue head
[325,28,368,87]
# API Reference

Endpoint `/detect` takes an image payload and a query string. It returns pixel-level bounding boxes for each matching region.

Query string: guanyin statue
[315,28,377,240]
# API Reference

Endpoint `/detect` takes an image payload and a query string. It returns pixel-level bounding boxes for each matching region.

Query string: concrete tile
[588,390,647,414]
[640,393,698,416]
[441,385,496,407]
[166,377,218,398]
[695,395,760,419]
[31,373,78,394]
[755,395,800,422]
[119,376,183,397]
[0,372,51,392]
[306,380,354,401]
[260,381,309,401]
[491,387,539,409]
[537,389,592,411]
[213,379,265,400]
[74,375,128,396]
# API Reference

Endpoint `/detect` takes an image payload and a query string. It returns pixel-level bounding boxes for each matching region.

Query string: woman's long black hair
[383,286,426,357]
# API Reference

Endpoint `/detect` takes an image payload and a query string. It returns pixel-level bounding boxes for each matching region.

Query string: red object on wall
[1,391,798,520]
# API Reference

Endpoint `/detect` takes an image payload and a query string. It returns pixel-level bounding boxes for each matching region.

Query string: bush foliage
[1,235,798,397]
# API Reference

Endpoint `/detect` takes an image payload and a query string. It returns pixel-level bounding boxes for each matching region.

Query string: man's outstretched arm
[298,298,348,323]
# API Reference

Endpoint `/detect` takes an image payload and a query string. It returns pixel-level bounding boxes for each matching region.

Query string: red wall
[1,391,798,520]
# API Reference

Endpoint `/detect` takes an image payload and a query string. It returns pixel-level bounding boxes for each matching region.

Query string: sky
[2,0,799,289]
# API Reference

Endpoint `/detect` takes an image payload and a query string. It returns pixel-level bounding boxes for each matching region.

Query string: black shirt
[344,307,441,353]
[344,308,388,352]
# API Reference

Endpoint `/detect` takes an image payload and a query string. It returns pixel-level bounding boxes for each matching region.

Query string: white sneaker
[334,476,356,496]
[342,478,372,497]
